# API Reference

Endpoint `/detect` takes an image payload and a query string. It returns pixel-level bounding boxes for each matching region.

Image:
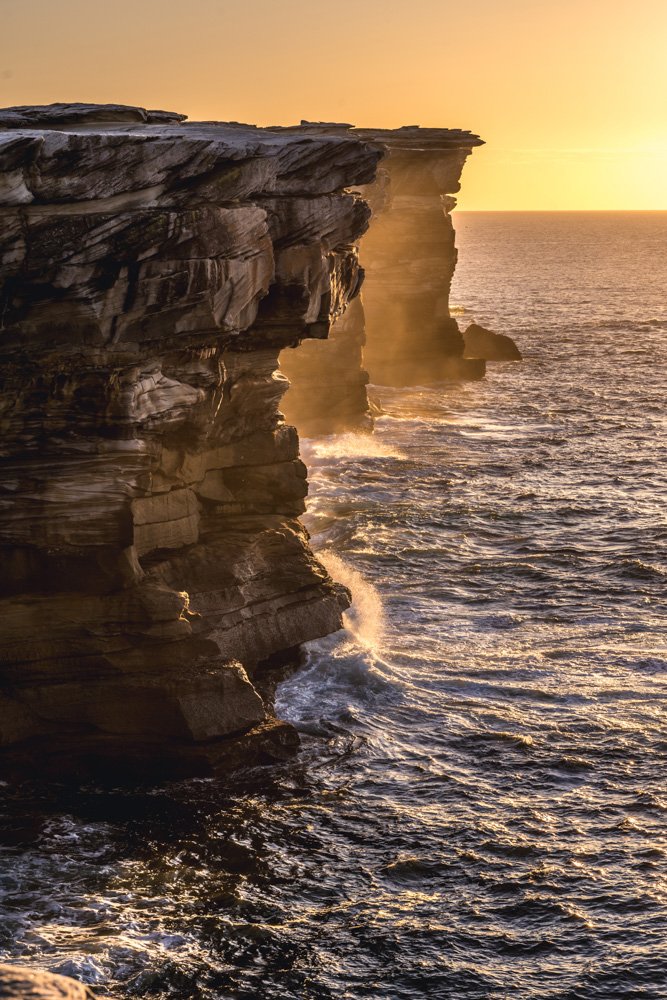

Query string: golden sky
[2,0,666,209]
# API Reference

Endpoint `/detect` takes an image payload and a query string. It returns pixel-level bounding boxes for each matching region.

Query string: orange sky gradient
[1,0,666,209]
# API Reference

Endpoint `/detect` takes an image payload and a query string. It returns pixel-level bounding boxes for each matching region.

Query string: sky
[1,0,666,209]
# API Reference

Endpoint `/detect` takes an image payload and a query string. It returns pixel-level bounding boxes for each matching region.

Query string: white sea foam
[318,549,385,651]
[302,433,405,463]
[275,552,395,727]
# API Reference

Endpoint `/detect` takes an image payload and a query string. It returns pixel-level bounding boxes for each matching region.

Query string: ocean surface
[1,211,666,999]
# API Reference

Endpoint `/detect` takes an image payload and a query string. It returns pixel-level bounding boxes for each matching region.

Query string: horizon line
[454,208,667,213]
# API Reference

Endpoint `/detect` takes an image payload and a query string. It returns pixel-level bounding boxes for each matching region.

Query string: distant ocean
[1,212,666,999]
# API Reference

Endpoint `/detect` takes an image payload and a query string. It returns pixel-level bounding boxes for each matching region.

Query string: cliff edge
[0,104,381,774]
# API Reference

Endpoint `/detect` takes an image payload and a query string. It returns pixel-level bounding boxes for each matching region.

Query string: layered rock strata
[280,125,484,435]
[0,104,381,773]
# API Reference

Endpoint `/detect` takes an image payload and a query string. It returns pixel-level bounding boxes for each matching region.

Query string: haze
[1,0,666,209]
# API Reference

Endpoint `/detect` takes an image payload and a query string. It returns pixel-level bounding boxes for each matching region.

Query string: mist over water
[1,212,666,998]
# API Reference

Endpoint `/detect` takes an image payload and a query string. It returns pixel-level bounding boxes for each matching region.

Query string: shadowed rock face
[279,125,484,436]
[0,105,382,774]
[463,323,523,360]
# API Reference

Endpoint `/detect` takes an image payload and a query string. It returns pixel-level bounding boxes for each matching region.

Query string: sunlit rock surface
[0,965,96,999]
[280,124,484,435]
[0,104,381,773]
[463,322,523,360]
[280,295,373,437]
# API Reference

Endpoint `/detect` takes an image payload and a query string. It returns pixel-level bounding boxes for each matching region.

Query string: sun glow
[1,0,665,209]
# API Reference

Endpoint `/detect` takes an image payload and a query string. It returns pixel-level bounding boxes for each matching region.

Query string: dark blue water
[1,212,666,998]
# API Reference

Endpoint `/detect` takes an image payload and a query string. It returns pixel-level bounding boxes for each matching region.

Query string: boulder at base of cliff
[0,964,97,998]
[463,323,522,360]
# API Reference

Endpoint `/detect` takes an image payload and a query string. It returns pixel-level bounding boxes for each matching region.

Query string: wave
[302,432,405,463]
[276,552,397,730]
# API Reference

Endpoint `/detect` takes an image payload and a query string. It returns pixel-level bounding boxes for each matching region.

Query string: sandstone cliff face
[279,294,373,437]
[0,104,381,773]
[280,125,484,436]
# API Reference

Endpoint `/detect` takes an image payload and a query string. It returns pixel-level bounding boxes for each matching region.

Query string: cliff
[280,125,484,436]
[0,103,381,774]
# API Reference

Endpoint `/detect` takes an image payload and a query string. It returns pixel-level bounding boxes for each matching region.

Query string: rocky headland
[0,103,490,780]
[0,103,384,776]
[0,100,495,998]
[279,124,485,435]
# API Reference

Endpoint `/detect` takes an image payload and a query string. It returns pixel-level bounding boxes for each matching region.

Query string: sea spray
[302,432,405,464]
[275,551,395,730]
[317,550,385,651]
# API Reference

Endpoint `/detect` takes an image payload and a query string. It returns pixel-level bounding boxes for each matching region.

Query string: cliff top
[284,122,485,150]
[0,103,484,151]
[0,104,385,207]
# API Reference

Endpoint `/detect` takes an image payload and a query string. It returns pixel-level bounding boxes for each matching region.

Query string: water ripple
[1,212,666,998]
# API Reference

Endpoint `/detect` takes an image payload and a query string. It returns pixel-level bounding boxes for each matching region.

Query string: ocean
[1,211,666,999]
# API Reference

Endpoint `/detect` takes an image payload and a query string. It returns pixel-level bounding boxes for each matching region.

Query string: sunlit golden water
[0,212,665,998]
